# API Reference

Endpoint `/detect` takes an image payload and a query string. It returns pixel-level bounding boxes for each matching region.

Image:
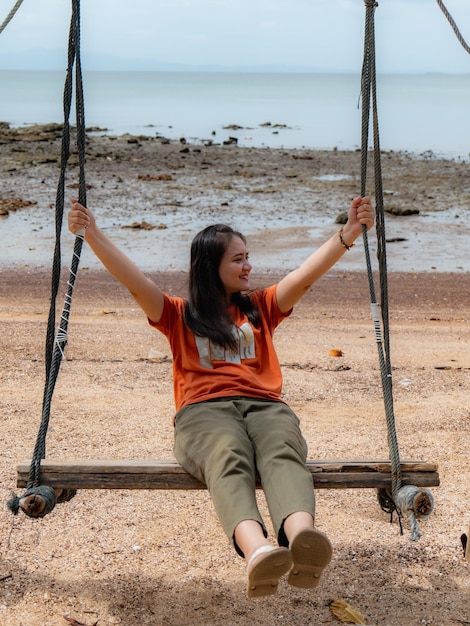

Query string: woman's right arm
[68,200,165,323]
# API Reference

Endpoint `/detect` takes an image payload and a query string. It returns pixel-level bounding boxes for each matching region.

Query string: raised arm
[68,200,165,323]
[275,196,374,313]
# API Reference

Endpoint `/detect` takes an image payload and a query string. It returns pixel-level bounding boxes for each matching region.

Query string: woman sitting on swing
[68,195,374,598]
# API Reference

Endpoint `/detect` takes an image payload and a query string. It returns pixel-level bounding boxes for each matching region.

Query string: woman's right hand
[68,198,93,236]
[67,197,165,323]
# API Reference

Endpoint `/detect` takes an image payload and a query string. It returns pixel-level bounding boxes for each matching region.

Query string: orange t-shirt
[149,284,291,413]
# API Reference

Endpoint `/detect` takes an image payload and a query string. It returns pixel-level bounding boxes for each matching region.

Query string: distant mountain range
[0,47,341,73]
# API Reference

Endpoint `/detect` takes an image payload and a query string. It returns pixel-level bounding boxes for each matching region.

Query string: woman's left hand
[342,196,375,242]
[352,196,374,228]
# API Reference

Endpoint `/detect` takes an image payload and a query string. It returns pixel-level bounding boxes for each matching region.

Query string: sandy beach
[0,126,469,625]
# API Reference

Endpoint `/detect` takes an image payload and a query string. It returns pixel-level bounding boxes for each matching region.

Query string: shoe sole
[288,528,333,589]
[248,547,293,598]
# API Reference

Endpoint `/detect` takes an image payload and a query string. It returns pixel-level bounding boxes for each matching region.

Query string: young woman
[68,195,374,598]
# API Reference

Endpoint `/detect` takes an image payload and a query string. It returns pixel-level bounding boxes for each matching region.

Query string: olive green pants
[173,397,315,556]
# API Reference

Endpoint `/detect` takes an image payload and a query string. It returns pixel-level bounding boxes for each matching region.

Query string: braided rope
[8,0,86,517]
[33,0,87,484]
[0,0,24,35]
[361,1,436,540]
[359,1,428,540]
[436,0,470,55]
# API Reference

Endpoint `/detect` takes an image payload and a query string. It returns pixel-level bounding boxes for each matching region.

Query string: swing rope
[436,0,470,55]
[0,0,24,35]
[359,1,434,541]
[360,0,400,502]
[8,0,87,518]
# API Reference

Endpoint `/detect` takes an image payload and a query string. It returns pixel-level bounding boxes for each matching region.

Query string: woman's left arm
[275,196,374,313]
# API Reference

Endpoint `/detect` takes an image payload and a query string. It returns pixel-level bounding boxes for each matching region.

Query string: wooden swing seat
[17,459,439,491]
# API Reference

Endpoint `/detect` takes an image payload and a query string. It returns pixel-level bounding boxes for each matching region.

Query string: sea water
[1,70,469,159]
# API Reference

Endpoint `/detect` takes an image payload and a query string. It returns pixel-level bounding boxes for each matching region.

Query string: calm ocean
[1,70,469,159]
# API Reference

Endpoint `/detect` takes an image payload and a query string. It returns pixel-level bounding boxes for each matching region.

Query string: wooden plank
[16,459,440,491]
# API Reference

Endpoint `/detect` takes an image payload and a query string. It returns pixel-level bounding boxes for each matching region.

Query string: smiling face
[218,235,252,295]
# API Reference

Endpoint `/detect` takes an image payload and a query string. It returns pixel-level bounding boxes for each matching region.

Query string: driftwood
[17,459,439,491]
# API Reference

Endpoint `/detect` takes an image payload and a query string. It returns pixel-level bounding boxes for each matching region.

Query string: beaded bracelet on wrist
[338,227,356,251]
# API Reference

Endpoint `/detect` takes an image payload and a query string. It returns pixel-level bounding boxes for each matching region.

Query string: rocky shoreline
[1,122,469,273]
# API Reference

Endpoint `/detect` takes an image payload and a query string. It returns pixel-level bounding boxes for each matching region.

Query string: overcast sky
[0,0,469,73]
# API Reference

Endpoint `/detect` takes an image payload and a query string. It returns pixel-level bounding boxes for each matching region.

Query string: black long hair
[184,224,261,351]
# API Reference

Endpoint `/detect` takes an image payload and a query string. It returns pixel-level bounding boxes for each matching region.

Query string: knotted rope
[360,1,433,540]
[8,0,87,518]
